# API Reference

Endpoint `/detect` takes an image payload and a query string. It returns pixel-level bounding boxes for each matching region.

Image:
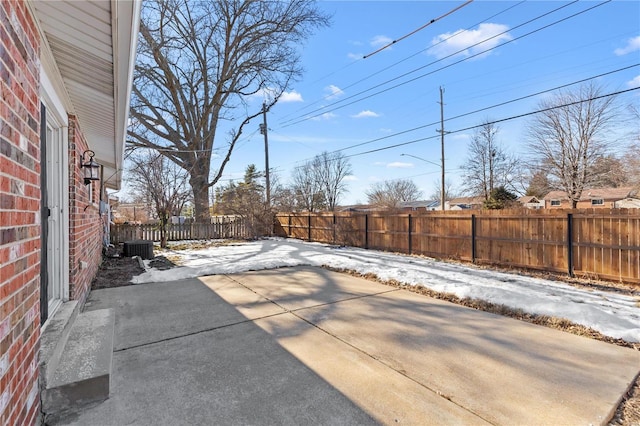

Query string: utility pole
[260,102,271,209]
[437,86,446,211]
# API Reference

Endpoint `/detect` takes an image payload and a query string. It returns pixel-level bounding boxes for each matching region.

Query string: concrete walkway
[52,266,639,425]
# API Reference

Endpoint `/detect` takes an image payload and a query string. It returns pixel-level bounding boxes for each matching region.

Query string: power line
[342,87,639,159]
[278,1,527,122]
[362,0,474,58]
[279,64,638,166]
[281,0,605,127]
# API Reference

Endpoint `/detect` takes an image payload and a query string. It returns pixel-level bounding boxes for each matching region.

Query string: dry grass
[154,239,246,265]
[154,239,246,252]
[323,266,640,425]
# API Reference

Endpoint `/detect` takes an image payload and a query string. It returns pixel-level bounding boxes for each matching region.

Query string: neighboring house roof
[448,196,484,206]
[518,195,542,204]
[31,0,141,190]
[398,200,440,209]
[337,204,376,212]
[616,198,640,208]
[544,187,638,201]
[543,191,570,201]
[616,198,640,209]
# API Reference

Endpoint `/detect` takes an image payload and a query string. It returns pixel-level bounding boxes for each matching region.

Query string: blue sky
[216,0,640,205]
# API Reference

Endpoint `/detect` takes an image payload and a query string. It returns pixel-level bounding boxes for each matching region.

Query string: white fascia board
[110,0,142,190]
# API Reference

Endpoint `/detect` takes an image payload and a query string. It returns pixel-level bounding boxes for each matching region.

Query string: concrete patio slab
[57,266,639,425]
[212,266,395,311]
[254,312,489,425]
[84,278,283,351]
[293,288,640,425]
[51,317,374,426]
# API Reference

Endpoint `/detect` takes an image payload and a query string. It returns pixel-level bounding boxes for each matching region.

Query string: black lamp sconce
[81,150,100,185]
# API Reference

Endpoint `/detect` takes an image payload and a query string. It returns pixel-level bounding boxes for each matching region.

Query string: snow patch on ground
[132,238,640,342]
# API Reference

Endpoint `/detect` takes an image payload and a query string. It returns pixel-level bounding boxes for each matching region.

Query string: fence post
[471,214,477,263]
[288,215,292,237]
[308,214,312,242]
[365,214,369,249]
[333,214,337,245]
[408,214,412,255]
[567,213,574,277]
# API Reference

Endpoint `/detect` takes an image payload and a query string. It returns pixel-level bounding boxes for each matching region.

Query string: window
[591,198,604,206]
[550,200,561,206]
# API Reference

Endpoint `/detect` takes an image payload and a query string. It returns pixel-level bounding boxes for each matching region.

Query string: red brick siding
[67,116,102,303]
[0,1,42,425]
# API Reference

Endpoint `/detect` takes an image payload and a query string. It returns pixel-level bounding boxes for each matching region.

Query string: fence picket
[111,219,248,245]
[275,209,640,284]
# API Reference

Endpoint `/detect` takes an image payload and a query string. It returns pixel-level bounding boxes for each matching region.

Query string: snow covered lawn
[134,238,640,343]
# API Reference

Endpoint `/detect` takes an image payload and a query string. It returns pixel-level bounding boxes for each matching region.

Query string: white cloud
[386,162,414,169]
[351,110,380,119]
[347,52,363,60]
[343,175,358,182]
[370,35,393,48]
[614,36,640,56]
[428,23,512,60]
[324,85,344,100]
[279,91,303,103]
[311,112,338,121]
[628,75,640,88]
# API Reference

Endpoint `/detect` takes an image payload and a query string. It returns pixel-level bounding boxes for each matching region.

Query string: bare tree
[291,161,325,212]
[524,168,552,198]
[526,82,619,208]
[269,173,297,212]
[622,105,640,186]
[128,0,329,222]
[312,151,352,211]
[590,154,628,188]
[462,121,519,199]
[623,142,640,187]
[430,178,457,207]
[366,179,422,210]
[214,164,271,237]
[128,151,191,247]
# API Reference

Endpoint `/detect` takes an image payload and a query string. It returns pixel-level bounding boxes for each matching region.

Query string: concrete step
[41,308,115,417]
[40,301,80,388]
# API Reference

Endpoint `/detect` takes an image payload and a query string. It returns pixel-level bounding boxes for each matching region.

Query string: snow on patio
[132,238,640,343]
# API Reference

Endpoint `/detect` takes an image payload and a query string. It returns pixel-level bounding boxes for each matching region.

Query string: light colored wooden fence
[275,209,640,284]
[110,218,247,244]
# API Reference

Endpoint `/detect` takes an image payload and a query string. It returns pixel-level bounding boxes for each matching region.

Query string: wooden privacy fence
[274,209,640,284]
[110,219,247,244]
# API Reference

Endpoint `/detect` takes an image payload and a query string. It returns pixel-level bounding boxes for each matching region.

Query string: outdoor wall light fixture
[81,150,100,184]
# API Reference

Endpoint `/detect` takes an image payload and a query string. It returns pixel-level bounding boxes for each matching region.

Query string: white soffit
[32,0,140,190]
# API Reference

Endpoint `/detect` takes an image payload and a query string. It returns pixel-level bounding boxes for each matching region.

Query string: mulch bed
[91,246,175,290]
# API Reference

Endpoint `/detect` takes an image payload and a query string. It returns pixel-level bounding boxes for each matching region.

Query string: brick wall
[68,115,103,303]
[0,1,42,425]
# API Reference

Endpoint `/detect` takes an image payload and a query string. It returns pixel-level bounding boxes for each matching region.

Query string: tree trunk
[192,177,211,223]
[159,212,169,248]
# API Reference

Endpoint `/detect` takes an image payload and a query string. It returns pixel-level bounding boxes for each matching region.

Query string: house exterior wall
[67,115,102,303]
[545,199,571,209]
[0,1,42,424]
[575,200,615,209]
[546,199,618,209]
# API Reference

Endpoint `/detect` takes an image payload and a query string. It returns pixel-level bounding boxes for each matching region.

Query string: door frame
[40,68,70,324]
